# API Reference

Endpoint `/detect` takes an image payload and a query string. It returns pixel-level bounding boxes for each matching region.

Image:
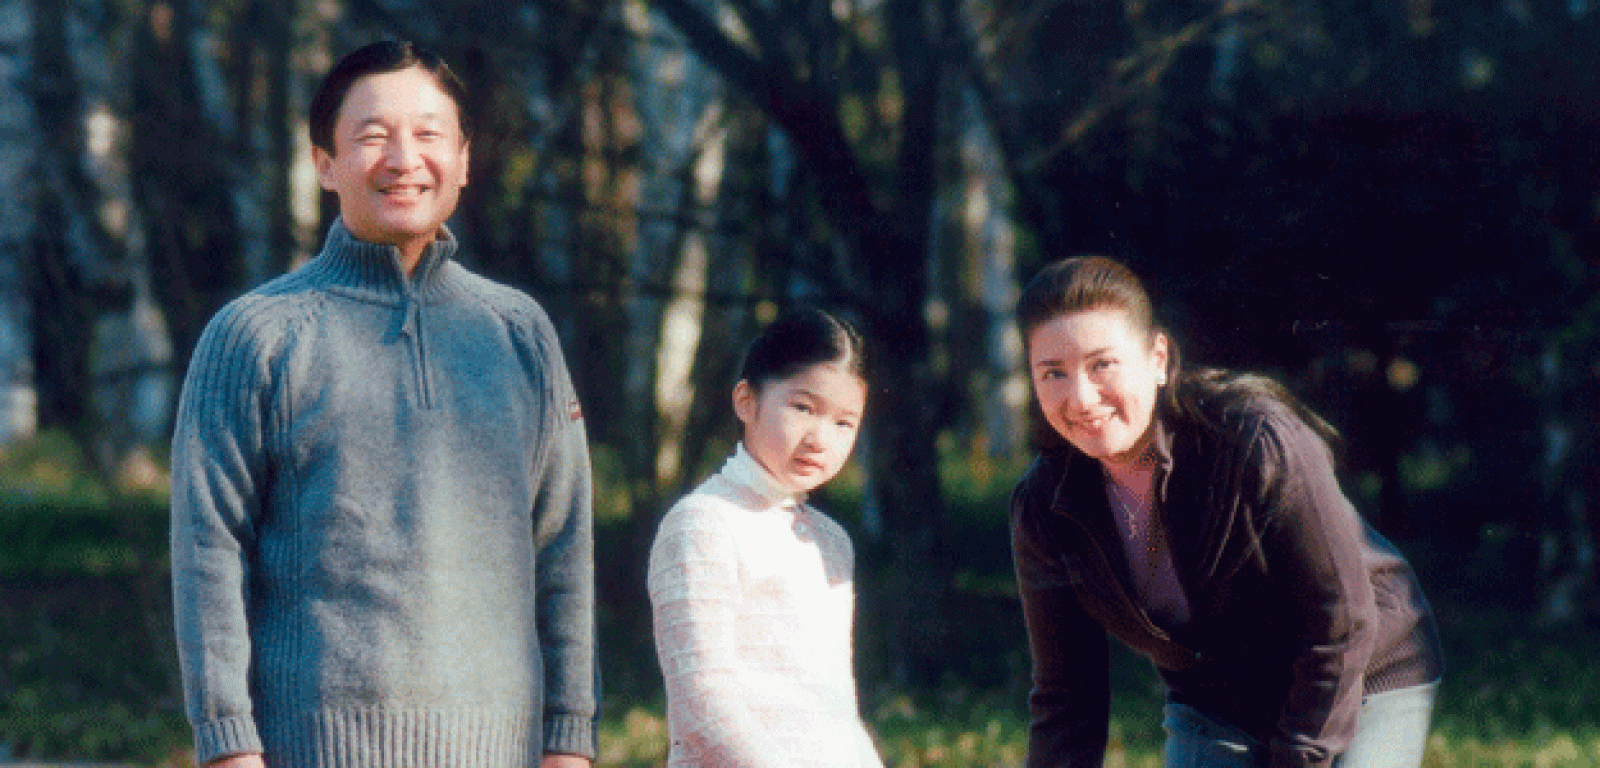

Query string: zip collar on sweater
[312,218,459,305]
[309,218,459,410]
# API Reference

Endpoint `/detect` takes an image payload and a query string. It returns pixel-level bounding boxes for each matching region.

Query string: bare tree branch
[652,0,891,302]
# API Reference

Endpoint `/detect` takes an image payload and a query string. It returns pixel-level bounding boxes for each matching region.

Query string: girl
[1010,256,1443,767]
[648,307,884,768]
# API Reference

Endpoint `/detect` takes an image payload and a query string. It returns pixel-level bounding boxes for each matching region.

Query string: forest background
[1,0,1598,764]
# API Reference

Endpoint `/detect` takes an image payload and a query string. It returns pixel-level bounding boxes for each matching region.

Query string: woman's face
[1028,306,1168,468]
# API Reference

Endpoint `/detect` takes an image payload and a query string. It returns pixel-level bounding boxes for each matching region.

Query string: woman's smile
[1028,307,1167,466]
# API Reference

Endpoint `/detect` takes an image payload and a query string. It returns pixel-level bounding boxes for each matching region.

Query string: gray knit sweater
[170,220,599,767]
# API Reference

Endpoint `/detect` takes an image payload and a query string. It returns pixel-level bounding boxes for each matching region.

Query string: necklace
[1104,474,1158,557]
[1102,454,1193,625]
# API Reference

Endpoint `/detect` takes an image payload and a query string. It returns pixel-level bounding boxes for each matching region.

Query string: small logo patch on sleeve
[569,400,584,421]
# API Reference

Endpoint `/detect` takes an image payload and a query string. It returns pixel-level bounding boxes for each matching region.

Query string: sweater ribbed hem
[193,714,264,766]
[543,712,599,759]
[261,707,540,768]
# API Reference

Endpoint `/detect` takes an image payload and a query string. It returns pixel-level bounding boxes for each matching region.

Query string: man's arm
[648,504,790,765]
[528,315,601,761]
[170,303,273,765]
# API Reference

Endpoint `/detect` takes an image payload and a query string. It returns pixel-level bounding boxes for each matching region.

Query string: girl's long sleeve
[649,504,786,766]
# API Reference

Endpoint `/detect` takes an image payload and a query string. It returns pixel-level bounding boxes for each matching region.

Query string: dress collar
[720,442,804,506]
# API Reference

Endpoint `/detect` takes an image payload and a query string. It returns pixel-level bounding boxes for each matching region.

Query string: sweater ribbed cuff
[193,714,263,766]
[543,712,598,760]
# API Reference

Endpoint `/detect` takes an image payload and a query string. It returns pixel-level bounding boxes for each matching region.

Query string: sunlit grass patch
[1422,730,1600,767]
[596,707,1600,766]
[598,706,669,767]
[869,692,1026,768]
[594,695,1168,768]
[0,429,110,505]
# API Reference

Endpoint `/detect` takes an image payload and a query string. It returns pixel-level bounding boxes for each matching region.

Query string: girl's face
[1028,307,1169,468]
[734,362,867,495]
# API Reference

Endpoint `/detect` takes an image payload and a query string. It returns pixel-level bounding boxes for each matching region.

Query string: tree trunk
[0,0,38,445]
[134,0,245,389]
[248,0,299,279]
[191,6,272,288]
[63,0,179,482]
[31,0,129,479]
[861,305,953,686]
[651,0,960,685]
[960,87,1027,460]
[1537,347,1598,625]
[930,80,1027,462]
[614,5,711,636]
[670,108,773,498]
[639,11,729,495]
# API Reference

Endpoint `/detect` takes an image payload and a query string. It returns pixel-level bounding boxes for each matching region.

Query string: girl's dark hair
[1015,255,1339,449]
[738,307,866,392]
[309,40,473,155]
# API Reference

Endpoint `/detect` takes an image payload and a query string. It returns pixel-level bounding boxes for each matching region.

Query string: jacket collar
[1048,415,1176,518]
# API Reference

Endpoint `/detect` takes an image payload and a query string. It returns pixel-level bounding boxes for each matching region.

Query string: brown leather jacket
[1011,395,1442,768]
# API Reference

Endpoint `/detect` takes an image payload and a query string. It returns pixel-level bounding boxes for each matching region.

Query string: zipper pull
[400,298,420,339]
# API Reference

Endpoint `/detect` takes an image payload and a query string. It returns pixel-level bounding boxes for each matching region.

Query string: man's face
[314,66,469,258]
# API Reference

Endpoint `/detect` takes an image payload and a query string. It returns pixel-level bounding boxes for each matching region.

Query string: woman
[1010,256,1442,767]
[648,307,883,767]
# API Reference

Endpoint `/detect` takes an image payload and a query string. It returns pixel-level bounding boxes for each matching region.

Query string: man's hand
[207,753,266,768]
[540,753,592,768]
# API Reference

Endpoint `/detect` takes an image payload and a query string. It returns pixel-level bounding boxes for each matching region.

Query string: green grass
[593,605,1600,766]
[590,444,1600,766]
[5,433,1600,766]
[0,570,189,764]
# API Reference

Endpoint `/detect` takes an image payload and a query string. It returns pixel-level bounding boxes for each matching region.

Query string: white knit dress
[648,444,884,768]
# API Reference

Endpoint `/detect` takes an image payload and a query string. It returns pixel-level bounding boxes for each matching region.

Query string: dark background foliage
[0,0,1596,762]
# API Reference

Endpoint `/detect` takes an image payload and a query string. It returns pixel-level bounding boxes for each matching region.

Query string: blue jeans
[1162,681,1438,768]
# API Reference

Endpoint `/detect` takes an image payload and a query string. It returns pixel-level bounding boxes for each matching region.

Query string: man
[170,41,598,768]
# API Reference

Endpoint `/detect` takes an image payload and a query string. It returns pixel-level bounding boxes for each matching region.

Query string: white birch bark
[52,1,174,465]
[636,0,727,489]
[287,1,334,269]
[957,86,1026,458]
[191,19,275,288]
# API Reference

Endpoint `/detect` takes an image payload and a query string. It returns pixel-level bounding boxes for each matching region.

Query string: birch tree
[0,0,37,445]
[133,0,247,381]
[941,86,1025,460]
[59,0,178,481]
[651,0,963,683]
[31,0,130,477]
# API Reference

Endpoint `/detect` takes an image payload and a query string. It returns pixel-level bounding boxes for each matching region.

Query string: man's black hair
[309,40,472,155]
